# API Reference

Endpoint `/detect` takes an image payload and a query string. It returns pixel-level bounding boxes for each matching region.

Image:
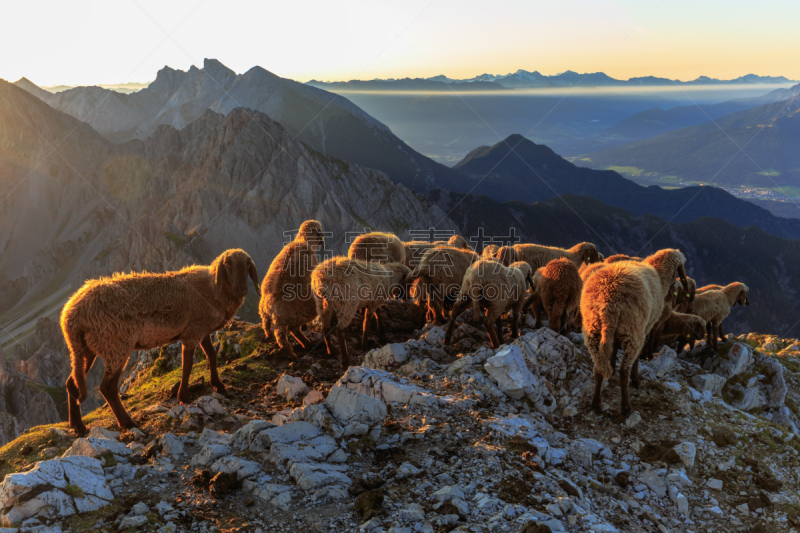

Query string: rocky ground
[1,301,800,533]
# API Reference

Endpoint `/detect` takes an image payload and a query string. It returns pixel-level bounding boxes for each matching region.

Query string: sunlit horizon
[2,0,799,88]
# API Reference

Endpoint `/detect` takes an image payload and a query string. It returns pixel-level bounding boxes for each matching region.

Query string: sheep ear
[248,259,260,296]
[215,261,228,299]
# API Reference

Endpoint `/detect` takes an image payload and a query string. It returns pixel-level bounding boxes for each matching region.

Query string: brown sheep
[696,284,723,294]
[495,245,517,266]
[689,282,749,349]
[581,249,688,415]
[523,258,582,334]
[444,260,533,348]
[482,244,499,259]
[407,245,480,324]
[348,232,406,264]
[311,257,411,368]
[448,234,475,251]
[604,254,643,264]
[259,220,324,358]
[675,276,697,313]
[61,249,259,435]
[514,242,601,272]
[659,312,707,352]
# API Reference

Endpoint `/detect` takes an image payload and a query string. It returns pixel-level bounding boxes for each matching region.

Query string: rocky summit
[1,304,800,533]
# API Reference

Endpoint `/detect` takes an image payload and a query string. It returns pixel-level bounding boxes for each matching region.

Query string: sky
[2,0,798,86]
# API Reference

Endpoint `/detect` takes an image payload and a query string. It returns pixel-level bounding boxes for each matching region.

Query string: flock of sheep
[59,219,749,434]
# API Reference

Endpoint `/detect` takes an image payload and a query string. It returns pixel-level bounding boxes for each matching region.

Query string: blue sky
[2,0,798,86]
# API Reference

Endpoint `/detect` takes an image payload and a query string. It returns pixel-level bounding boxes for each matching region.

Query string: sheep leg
[201,334,225,395]
[495,318,507,345]
[444,297,471,345]
[716,323,725,343]
[511,307,521,340]
[336,325,349,369]
[99,364,135,430]
[66,374,88,436]
[630,357,641,389]
[706,322,718,350]
[290,328,311,349]
[619,364,632,417]
[178,342,198,405]
[591,368,604,413]
[484,315,501,349]
[360,309,373,349]
[619,342,642,416]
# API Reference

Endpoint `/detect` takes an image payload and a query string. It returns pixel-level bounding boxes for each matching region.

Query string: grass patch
[63,484,85,498]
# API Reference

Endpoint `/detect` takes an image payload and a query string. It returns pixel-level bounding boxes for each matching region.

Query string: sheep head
[213,249,260,299]
[297,220,324,247]
[679,277,697,313]
[665,280,682,307]
[734,282,750,306]
[386,263,412,299]
[573,242,600,264]
[510,261,534,291]
[645,249,688,294]
[448,235,473,250]
[496,245,517,266]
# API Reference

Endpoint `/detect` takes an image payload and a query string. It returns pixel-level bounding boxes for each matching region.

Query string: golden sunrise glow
[1,0,798,87]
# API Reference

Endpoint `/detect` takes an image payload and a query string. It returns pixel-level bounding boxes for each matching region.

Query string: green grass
[63,484,85,498]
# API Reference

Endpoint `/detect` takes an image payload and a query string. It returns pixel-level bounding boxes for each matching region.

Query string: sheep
[514,242,601,272]
[696,284,723,294]
[311,257,411,368]
[61,249,259,435]
[495,245,517,266]
[259,220,324,358]
[640,279,683,360]
[688,282,749,349]
[659,312,707,352]
[403,236,473,268]
[675,276,697,313]
[580,262,606,282]
[482,244,499,259]
[448,234,475,251]
[604,254,643,264]
[348,232,406,264]
[523,258,582,334]
[407,245,480,324]
[581,249,688,415]
[444,259,533,348]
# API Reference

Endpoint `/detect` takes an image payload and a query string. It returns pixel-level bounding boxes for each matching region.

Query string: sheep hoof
[630,378,641,389]
[70,424,89,438]
[213,382,227,395]
[591,403,602,413]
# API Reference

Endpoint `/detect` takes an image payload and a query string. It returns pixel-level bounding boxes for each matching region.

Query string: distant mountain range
[597,82,800,142]
[310,70,795,91]
[306,78,509,92]
[451,134,800,240]
[13,59,463,193]
[427,189,800,334]
[586,92,800,187]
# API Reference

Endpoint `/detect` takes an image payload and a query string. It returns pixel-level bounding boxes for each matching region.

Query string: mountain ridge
[586,93,800,187]
[12,59,464,194]
[451,134,800,240]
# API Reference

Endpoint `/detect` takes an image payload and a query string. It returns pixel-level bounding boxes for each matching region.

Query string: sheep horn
[249,259,260,296]
[214,262,228,299]
[677,264,689,293]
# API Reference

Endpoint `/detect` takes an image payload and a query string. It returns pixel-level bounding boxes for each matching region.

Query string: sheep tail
[64,328,89,403]
[598,321,616,380]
